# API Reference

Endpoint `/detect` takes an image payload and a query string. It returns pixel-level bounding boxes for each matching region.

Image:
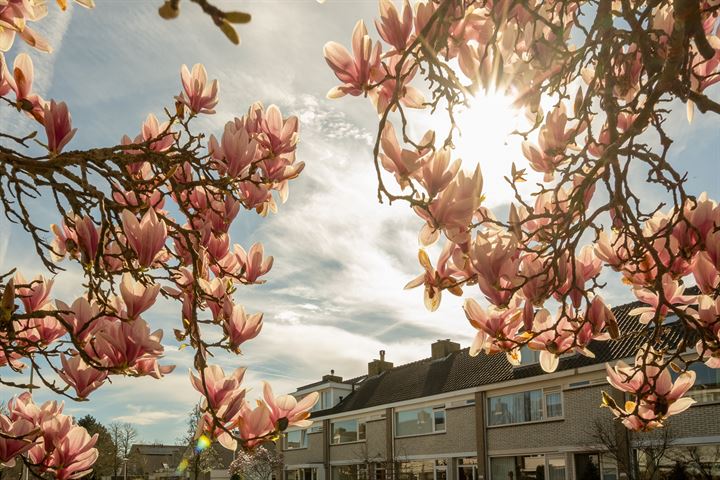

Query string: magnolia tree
[325,0,720,432]
[0,1,318,478]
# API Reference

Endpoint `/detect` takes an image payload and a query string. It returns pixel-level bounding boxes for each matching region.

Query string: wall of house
[394,405,477,457]
[486,384,609,454]
[366,418,388,461]
[329,442,368,463]
[284,432,325,465]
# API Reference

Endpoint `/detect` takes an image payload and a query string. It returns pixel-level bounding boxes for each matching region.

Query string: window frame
[394,405,447,438]
[486,387,564,427]
[284,428,308,450]
[330,418,365,444]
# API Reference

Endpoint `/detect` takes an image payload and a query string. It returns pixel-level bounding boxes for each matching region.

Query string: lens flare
[176,458,189,473]
[195,434,211,453]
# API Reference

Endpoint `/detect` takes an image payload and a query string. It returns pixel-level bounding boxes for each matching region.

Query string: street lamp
[123,456,129,480]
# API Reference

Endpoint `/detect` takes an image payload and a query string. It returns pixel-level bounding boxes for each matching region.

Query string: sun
[452,91,538,206]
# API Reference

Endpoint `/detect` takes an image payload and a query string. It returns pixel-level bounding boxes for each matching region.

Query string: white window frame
[394,405,447,437]
[330,418,365,444]
[486,387,564,427]
[284,429,308,450]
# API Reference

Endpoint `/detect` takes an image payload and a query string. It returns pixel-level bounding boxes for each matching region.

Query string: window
[331,419,364,444]
[284,429,307,449]
[457,458,477,480]
[394,406,446,437]
[287,469,318,480]
[688,362,720,404]
[490,455,545,480]
[518,345,541,366]
[398,461,435,480]
[332,465,368,480]
[487,388,562,426]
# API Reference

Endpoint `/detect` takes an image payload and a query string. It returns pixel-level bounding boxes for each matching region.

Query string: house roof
[309,297,690,418]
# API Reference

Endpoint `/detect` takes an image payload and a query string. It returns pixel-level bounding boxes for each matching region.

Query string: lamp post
[123,457,129,480]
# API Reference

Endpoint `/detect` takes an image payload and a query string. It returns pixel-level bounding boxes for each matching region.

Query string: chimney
[368,349,394,376]
[322,369,343,383]
[431,339,460,359]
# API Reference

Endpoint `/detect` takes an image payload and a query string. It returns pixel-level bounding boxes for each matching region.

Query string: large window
[398,461,445,480]
[487,388,562,426]
[395,406,446,437]
[331,419,365,444]
[284,429,307,450]
[332,465,368,480]
[636,444,720,479]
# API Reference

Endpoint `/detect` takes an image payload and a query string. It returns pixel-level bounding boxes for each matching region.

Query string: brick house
[280,300,720,480]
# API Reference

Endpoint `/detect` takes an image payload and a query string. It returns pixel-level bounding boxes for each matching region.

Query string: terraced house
[280,300,720,480]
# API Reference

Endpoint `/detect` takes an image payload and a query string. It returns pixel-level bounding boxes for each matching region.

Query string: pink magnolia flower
[0,53,15,96]
[198,277,229,321]
[692,251,720,294]
[15,314,66,347]
[605,347,696,431]
[209,119,259,178]
[176,63,219,115]
[58,354,108,399]
[556,245,603,308]
[415,165,483,246]
[119,273,160,319]
[262,382,319,430]
[11,53,34,102]
[190,365,247,421]
[235,243,273,284]
[13,272,53,313]
[55,297,99,341]
[7,392,63,425]
[257,104,299,157]
[584,295,618,341]
[132,357,176,379]
[693,295,720,367]
[42,100,77,155]
[375,0,413,52]
[89,317,165,370]
[51,215,100,265]
[0,416,38,466]
[629,275,695,324]
[324,20,382,98]
[47,425,99,480]
[528,309,576,372]
[463,298,523,362]
[379,122,425,189]
[370,54,425,114]
[469,230,520,307]
[404,243,463,312]
[224,305,263,352]
[412,146,460,198]
[121,208,167,267]
[236,402,274,449]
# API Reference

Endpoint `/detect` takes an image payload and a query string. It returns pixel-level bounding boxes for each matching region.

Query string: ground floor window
[458,458,477,480]
[574,453,617,480]
[332,465,368,480]
[490,454,546,480]
[287,468,318,480]
[635,444,720,479]
[398,460,447,480]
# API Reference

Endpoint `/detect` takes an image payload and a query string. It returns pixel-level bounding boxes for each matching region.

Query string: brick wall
[395,406,477,457]
[329,442,368,462]
[367,418,388,461]
[283,432,325,465]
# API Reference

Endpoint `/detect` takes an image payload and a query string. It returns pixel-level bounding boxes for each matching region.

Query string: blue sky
[0,0,719,444]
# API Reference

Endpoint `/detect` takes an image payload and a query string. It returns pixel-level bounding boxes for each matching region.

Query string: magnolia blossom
[605,348,696,431]
[375,0,413,52]
[176,63,219,115]
[119,273,160,319]
[262,382,319,430]
[14,272,53,313]
[224,305,263,352]
[42,100,76,155]
[121,208,167,267]
[629,275,695,324]
[235,243,273,284]
[58,354,108,399]
[324,20,382,98]
[463,298,523,363]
